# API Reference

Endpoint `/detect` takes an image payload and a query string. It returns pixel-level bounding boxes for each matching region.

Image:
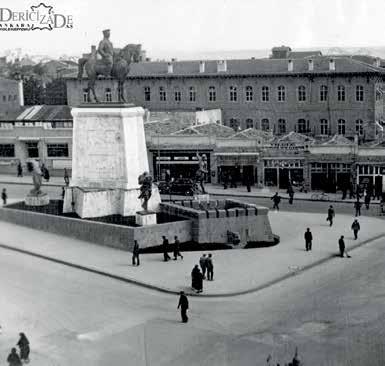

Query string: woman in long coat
[17,333,30,362]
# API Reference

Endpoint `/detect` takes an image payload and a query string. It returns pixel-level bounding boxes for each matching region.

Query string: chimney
[217,60,227,72]
[18,80,24,106]
[329,59,335,71]
[288,59,293,72]
[167,62,173,74]
[374,58,381,67]
[308,59,314,71]
[199,61,205,73]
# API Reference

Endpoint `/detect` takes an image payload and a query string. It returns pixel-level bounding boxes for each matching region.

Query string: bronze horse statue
[77,44,142,103]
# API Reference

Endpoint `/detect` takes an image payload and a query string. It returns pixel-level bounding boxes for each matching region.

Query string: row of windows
[226,118,365,135]
[1,94,18,103]
[139,85,367,103]
[0,144,69,158]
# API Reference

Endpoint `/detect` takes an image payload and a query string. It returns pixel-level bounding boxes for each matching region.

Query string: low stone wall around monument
[160,199,276,245]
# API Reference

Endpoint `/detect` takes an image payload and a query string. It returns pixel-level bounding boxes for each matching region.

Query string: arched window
[159,86,167,101]
[261,86,269,101]
[298,85,306,101]
[261,118,270,131]
[246,118,254,129]
[245,86,253,102]
[320,119,329,135]
[229,118,239,131]
[189,86,196,102]
[278,119,286,134]
[297,119,308,133]
[337,85,345,101]
[277,85,285,101]
[320,85,328,101]
[338,119,346,135]
[144,86,151,101]
[174,87,181,102]
[208,86,216,102]
[356,119,363,135]
[229,86,237,102]
[356,85,364,101]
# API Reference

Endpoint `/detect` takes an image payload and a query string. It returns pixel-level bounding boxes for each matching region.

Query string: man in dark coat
[17,162,23,178]
[287,185,294,205]
[7,348,22,366]
[304,228,313,251]
[327,205,335,226]
[17,333,30,362]
[162,236,171,262]
[173,236,183,260]
[132,240,140,266]
[354,200,361,217]
[271,192,281,211]
[177,291,189,323]
[206,253,214,281]
[191,265,203,292]
[199,254,207,279]
[351,219,360,240]
[338,235,351,258]
[2,188,7,205]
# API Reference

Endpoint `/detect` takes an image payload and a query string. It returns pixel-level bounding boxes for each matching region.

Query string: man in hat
[97,29,114,76]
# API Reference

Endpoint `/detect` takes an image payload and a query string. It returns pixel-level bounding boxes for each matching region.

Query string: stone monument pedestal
[63,104,161,218]
[25,193,50,206]
[135,211,157,226]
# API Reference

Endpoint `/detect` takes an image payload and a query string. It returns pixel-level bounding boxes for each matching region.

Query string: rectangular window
[174,89,181,102]
[208,86,216,102]
[47,144,69,157]
[51,122,73,128]
[297,119,307,133]
[277,86,285,102]
[320,85,328,101]
[262,86,269,102]
[278,119,286,134]
[356,119,363,135]
[356,85,364,101]
[0,144,15,157]
[338,119,346,135]
[159,87,167,101]
[26,142,39,158]
[298,86,306,102]
[245,86,253,102]
[2,95,5,102]
[229,86,237,102]
[337,85,345,101]
[144,86,151,101]
[189,87,196,102]
[320,119,329,135]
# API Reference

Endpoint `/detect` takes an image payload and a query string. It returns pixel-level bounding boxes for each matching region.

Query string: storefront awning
[214,152,259,156]
[18,137,40,141]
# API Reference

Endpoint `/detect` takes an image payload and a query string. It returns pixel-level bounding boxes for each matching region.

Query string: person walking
[132,240,140,266]
[199,254,207,279]
[64,168,70,186]
[354,200,362,217]
[17,162,23,178]
[173,236,183,260]
[338,235,351,258]
[287,185,294,205]
[177,291,189,323]
[2,188,7,205]
[327,205,335,226]
[364,191,371,210]
[17,332,30,363]
[271,192,281,211]
[7,348,22,366]
[162,236,171,262]
[304,228,313,251]
[351,219,360,240]
[206,253,214,281]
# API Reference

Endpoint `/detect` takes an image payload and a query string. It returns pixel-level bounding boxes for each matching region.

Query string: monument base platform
[63,186,161,218]
[135,211,157,226]
[25,194,50,206]
[193,194,210,203]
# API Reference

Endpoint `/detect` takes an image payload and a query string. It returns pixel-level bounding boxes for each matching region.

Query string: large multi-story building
[66,50,385,141]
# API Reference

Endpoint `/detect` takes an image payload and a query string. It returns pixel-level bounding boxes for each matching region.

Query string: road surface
[1,231,385,365]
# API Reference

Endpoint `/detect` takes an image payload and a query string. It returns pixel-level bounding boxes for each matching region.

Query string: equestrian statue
[77,29,142,103]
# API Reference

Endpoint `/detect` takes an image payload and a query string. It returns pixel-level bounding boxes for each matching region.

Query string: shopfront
[263,158,304,189]
[356,164,385,194]
[310,162,351,192]
[151,150,212,182]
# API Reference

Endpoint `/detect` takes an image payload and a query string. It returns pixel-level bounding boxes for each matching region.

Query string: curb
[0,232,384,298]
[0,180,63,188]
[209,191,381,205]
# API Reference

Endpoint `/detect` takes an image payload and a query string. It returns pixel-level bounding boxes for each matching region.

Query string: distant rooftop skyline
[0,0,384,59]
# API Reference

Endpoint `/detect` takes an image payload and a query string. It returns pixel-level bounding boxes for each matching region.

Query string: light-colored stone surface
[193,194,210,203]
[64,105,161,217]
[25,194,50,206]
[135,212,157,226]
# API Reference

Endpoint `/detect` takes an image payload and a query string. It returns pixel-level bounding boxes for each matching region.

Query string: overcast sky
[0,0,384,58]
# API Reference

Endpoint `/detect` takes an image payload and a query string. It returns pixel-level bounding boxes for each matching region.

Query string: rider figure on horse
[97,29,114,76]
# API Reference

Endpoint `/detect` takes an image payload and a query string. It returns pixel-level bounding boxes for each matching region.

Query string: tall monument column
[63,103,161,218]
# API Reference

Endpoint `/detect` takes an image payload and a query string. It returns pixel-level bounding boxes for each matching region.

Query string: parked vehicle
[157,178,196,196]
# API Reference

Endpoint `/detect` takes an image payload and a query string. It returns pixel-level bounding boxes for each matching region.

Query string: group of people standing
[16,161,50,182]
[6,333,30,366]
[190,253,214,293]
